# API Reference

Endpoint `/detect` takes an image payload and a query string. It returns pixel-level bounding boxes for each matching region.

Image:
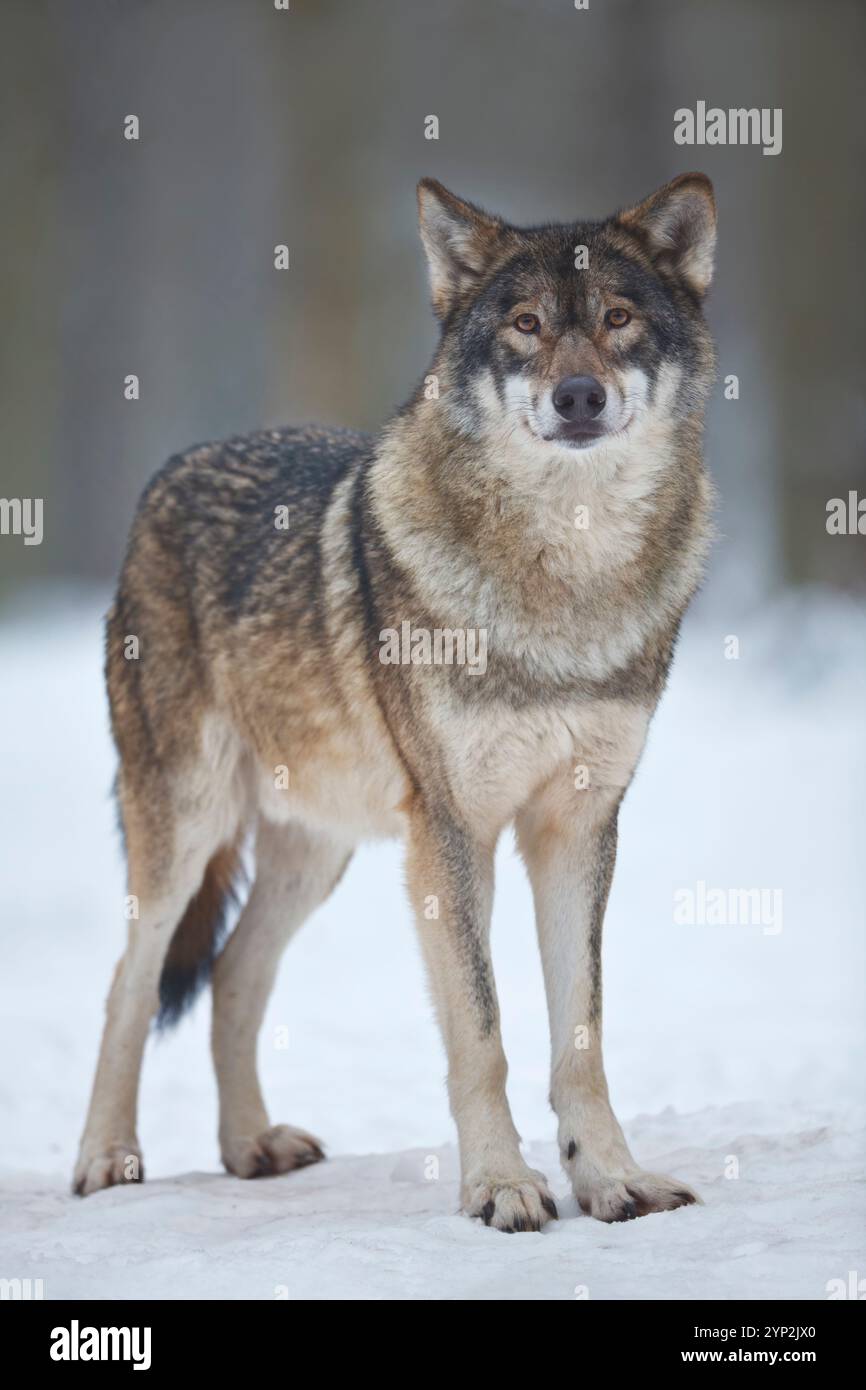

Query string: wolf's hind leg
[212,818,351,1178]
[74,783,241,1196]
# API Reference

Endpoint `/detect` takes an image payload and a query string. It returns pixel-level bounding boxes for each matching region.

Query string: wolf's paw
[464,1169,558,1233]
[221,1124,325,1179]
[73,1141,144,1197]
[573,1167,700,1223]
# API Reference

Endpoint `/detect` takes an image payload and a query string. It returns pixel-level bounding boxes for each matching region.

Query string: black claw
[541,1195,559,1220]
[295,1147,323,1168]
[620,1199,638,1221]
[481,1199,496,1226]
[566,1140,578,1160]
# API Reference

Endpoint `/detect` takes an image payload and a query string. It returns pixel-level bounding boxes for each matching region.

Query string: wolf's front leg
[406,805,557,1232]
[517,774,699,1222]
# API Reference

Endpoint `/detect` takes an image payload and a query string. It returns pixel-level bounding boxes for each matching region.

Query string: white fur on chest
[375,420,698,689]
[430,696,651,835]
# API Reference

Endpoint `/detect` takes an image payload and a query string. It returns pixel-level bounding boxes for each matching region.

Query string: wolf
[74,173,716,1230]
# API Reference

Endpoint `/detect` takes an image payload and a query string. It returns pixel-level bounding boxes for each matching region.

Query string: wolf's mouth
[545,423,607,448]
[533,415,634,450]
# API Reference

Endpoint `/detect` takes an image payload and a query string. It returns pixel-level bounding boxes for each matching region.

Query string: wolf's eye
[514,313,540,334]
[605,307,631,329]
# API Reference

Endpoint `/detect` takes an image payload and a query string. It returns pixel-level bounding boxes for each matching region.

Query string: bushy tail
[157,841,245,1029]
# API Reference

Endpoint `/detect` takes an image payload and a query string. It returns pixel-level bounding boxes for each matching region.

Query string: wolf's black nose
[552,375,606,421]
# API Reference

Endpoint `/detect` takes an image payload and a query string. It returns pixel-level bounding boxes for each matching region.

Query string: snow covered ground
[1,587,864,1300]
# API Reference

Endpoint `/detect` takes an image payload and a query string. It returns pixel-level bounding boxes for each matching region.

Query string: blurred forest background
[1,0,863,608]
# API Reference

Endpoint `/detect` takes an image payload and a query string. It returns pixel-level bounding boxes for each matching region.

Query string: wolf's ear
[618,173,716,297]
[417,179,507,317]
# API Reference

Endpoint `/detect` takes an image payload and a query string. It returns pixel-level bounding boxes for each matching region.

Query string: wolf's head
[416,175,716,465]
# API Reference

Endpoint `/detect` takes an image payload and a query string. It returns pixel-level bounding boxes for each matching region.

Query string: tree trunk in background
[0,3,65,589]
[771,0,866,590]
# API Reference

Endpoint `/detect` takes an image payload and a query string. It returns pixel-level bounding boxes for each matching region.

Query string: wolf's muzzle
[552,375,606,423]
